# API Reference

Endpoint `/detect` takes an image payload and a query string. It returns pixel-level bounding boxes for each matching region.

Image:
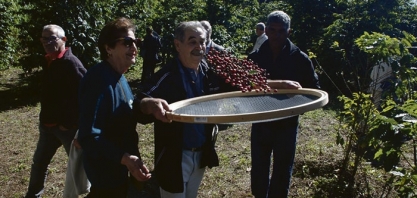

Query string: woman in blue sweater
[77,17,155,197]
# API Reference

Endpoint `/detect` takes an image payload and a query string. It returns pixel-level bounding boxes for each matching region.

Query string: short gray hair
[266,11,291,30]
[42,24,65,38]
[174,21,206,42]
[200,20,212,38]
[256,22,265,31]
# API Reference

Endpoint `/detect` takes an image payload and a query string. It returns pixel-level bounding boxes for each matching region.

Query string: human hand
[267,80,302,89]
[121,153,152,182]
[140,97,172,123]
[59,125,69,131]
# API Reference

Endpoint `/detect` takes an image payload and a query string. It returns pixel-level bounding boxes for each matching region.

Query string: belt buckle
[184,147,201,152]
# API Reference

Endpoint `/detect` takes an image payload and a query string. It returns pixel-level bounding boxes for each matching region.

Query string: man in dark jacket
[141,26,162,83]
[25,24,86,198]
[134,21,235,197]
[248,10,320,198]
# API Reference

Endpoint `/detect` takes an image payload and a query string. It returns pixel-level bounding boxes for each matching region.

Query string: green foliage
[335,31,417,196]
[3,0,417,196]
[8,0,267,72]
[355,32,402,62]
[18,0,155,71]
[337,91,417,196]
[0,0,27,70]
[282,0,335,52]
[312,0,417,94]
[355,31,417,102]
[391,166,417,197]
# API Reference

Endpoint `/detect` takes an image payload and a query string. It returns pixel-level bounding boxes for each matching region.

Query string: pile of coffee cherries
[206,49,275,93]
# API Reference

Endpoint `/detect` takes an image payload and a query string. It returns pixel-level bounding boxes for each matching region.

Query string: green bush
[0,0,25,70]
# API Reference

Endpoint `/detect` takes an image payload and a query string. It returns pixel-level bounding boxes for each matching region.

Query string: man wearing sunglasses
[25,24,86,198]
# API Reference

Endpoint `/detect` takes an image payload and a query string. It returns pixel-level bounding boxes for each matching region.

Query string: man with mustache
[134,21,235,197]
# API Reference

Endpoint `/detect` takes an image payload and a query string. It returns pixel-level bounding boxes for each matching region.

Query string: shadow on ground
[0,69,41,112]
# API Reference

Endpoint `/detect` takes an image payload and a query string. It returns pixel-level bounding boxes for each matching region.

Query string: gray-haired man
[25,24,86,198]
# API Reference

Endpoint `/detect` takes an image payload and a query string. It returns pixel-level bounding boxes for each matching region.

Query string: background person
[200,20,224,53]
[251,22,268,53]
[77,17,151,197]
[248,10,320,198]
[25,24,86,198]
[368,60,395,108]
[141,26,162,83]
[201,20,234,131]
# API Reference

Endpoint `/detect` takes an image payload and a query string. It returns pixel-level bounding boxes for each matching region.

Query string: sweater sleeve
[133,92,159,124]
[77,73,125,164]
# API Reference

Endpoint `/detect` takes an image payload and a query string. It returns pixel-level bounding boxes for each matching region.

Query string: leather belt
[184,147,202,152]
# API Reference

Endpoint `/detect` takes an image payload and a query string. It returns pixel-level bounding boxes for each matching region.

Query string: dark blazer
[206,40,224,53]
[143,33,162,62]
[248,38,320,126]
[40,47,86,129]
[134,58,234,193]
[248,38,319,89]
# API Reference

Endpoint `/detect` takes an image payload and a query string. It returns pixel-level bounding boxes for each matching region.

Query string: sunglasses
[40,36,61,43]
[112,37,138,48]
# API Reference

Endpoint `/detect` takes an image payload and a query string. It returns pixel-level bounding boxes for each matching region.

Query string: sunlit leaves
[355,32,402,62]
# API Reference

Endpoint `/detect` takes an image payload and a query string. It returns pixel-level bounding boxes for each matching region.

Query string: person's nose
[198,43,205,50]
[130,43,138,52]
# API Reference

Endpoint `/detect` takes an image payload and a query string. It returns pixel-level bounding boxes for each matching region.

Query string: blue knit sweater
[78,61,139,189]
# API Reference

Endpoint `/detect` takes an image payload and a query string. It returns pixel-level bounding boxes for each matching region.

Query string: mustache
[191,50,204,56]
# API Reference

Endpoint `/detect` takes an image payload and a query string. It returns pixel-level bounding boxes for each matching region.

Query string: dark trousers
[141,59,157,83]
[85,181,128,198]
[250,121,299,198]
[25,124,76,198]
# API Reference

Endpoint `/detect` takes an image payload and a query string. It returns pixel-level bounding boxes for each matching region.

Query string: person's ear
[174,39,180,52]
[105,44,115,58]
[61,36,67,42]
[105,45,112,54]
[288,29,292,37]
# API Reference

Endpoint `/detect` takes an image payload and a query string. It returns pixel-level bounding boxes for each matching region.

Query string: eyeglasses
[41,36,61,43]
[112,37,138,48]
[267,27,289,35]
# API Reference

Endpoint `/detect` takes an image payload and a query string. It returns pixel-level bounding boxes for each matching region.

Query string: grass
[0,66,415,197]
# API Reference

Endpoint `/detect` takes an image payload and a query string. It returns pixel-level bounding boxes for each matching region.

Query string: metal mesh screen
[174,94,319,115]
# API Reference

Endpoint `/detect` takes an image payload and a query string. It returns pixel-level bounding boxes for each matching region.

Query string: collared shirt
[206,40,213,54]
[251,33,268,53]
[177,59,206,149]
[45,47,69,66]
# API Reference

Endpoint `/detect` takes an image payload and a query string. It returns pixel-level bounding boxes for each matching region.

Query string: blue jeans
[251,119,299,198]
[25,124,77,198]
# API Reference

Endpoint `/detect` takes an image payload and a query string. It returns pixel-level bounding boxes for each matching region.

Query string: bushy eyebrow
[187,36,197,41]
